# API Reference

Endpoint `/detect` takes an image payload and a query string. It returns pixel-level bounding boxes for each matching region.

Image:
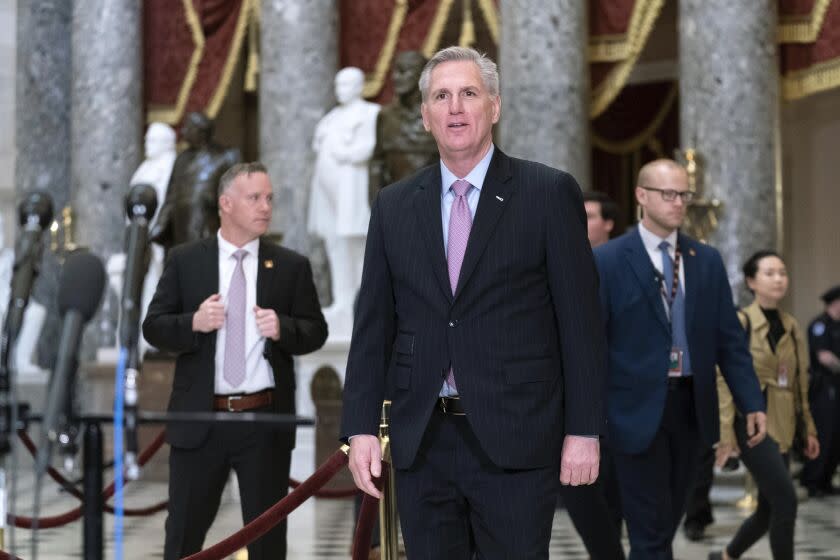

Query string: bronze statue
[151,112,241,250]
[369,51,439,203]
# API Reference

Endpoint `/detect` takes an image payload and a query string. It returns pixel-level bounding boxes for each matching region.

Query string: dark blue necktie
[659,240,692,376]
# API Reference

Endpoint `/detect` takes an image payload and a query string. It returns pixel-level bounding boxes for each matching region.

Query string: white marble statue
[0,213,12,323]
[0,212,49,379]
[308,67,380,339]
[103,122,176,360]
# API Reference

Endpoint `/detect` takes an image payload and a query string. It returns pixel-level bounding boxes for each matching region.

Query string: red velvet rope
[351,470,387,560]
[183,449,354,560]
[289,477,360,498]
[0,551,23,560]
[10,429,169,528]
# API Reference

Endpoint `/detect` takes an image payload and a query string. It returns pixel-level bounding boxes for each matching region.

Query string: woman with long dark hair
[710,250,819,560]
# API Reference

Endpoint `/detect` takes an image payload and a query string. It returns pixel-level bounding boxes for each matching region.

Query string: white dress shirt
[438,144,494,396]
[214,231,275,395]
[638,222,685,317]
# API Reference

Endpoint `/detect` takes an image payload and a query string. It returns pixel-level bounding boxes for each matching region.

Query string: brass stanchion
[379,401,399,560]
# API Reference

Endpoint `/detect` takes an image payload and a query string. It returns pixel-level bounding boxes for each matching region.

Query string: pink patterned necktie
[223,249,247,388]
[446,179,473,391]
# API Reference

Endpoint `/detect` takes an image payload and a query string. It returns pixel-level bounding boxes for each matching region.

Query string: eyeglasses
[640,186,695,203]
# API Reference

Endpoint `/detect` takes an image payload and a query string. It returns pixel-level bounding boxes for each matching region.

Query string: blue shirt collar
[440,144,495,196]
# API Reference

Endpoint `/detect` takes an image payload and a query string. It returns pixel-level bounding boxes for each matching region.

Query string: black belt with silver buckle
[437,396,466,415]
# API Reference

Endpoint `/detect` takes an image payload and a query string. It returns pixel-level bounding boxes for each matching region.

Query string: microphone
[119,184,157,349]
[35,251,105,478]
[3,191,54,345]
[119,184,157,480]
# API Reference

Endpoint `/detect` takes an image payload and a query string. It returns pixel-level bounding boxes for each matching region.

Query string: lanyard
[660,245,681,308]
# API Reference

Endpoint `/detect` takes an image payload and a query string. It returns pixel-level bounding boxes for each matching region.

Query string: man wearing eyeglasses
[593,159,767,559]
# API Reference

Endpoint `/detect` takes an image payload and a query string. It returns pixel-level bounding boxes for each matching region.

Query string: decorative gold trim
[422,0,456,58]
[363,0,410,99]
[477,0,499,44]
[206,0,252,118]
[782,55,840,99]
[778,0,832,44]
[590,0,659,62]
[244,0,261,93]
[591,82,677,154]
[147,0,206,124]
[590,0,665,118]
[459,0,475,47]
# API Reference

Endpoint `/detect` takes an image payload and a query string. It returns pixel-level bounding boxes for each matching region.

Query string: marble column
[259,0,338,253]
[16,2,72,210]
[499,0,591,189]
[15,3,73,374]
[679,1,778,302]
[71,0,142,259]
[71,0,142,354]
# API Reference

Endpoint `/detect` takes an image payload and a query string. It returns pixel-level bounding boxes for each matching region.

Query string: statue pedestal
[296,333,351,420]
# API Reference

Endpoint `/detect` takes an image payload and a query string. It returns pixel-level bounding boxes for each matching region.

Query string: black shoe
[707,553,722,560]
[684,523,705,542]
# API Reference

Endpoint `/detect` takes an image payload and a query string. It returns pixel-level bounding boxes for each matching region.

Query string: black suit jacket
[340,149,608,470]
[143,237,328,449]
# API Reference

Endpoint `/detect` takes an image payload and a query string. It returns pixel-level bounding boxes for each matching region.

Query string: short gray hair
[418,46,499,101]
[218,161,268,195]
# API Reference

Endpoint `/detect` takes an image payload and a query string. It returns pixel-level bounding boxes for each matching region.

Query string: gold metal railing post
[379,400,399,560]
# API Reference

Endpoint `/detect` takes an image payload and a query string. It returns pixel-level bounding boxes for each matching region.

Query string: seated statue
[151,112,240,251]
[368,50,439,204]
[308,67,380,339]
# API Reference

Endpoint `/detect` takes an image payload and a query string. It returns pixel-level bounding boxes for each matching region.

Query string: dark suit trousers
[561,440,625,559]
[164,405,292,560]
[683,446,715,530]
[613,382,701,560]
[395,409,559,560]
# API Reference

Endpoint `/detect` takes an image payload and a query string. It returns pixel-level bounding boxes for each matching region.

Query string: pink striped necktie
[223,249,247,388]
[446,179,473,391]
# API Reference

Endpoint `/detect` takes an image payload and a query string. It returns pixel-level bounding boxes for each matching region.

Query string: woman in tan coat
[711,250,819,560]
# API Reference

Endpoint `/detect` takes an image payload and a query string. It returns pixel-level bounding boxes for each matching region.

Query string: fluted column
[499,0,591,188]
[71,0,142,259]
[259,0,338,252]
[679,0,778,301]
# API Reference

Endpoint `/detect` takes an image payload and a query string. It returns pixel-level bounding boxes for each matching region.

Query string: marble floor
[5,428,840,559]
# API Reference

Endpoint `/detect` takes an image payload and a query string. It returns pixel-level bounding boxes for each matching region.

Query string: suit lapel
[412,166,453,303]
[256,239,275,309]
[454,150,514,300]
[679,232,698,332]
[624,229,670,333]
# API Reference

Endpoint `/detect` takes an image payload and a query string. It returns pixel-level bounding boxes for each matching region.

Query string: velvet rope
[288,477,360,498]
[183,448,353,560]
[10,428,169,528]
[351,469,387,560]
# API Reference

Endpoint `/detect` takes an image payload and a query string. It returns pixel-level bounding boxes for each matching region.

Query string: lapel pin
[495,195,504,202]
[689,248,696,256]
[263,259,274,269]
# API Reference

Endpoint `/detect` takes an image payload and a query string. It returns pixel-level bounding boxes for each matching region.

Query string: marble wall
[782,90,840,326]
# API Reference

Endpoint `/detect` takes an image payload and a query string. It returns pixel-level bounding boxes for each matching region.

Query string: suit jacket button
[449,320,457,327]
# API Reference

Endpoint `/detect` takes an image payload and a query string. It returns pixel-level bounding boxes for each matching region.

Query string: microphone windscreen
[18,191,54,230]
[58,251,106,321]
[125,184,158,222]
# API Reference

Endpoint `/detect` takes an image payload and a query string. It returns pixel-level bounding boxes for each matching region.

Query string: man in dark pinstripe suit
[341,46,608,559]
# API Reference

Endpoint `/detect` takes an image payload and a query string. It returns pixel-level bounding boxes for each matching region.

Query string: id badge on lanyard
[778,363,789,388]
[669,349,683,377]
